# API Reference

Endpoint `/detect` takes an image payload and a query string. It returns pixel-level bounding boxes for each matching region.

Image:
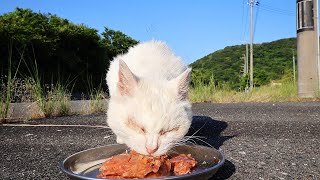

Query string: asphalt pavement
[1,102,319,180]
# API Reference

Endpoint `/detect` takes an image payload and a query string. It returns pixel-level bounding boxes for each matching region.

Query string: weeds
[188,79,317,103]
[46,83,71,116]
[89,88,106,113]
[25,79,71,117]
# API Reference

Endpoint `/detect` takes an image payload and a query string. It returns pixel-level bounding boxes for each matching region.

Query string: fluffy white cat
[106,40,192,156]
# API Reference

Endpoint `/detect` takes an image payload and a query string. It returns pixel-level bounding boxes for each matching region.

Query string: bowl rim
[59,144,225,180]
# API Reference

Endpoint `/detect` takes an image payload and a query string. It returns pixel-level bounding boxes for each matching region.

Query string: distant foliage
[190,38,296,89]
[102,27,138,59]
[0,8,138,94]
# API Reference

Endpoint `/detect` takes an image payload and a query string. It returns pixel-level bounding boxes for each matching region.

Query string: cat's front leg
[116,137,124,144]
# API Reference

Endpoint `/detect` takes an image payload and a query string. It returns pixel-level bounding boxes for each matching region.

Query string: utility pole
[292,49,296,83]
[242,54,247,76]
[297,0,320,97]
[317,0,320,91]
[249,0,254,91]
[246,42,249,74]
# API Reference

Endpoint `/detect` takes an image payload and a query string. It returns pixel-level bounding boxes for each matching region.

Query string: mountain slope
[190,38,296,89]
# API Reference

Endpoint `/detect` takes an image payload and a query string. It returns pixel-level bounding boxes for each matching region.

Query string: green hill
[190,38,297,89]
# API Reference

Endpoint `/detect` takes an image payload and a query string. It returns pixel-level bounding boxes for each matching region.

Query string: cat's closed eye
[126,117,145,134]
[159,127,179,136]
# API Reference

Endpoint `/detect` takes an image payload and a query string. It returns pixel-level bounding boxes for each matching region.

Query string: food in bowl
[97,151,197,179]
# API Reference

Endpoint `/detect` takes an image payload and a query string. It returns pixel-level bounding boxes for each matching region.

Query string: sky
[1,0,297,64]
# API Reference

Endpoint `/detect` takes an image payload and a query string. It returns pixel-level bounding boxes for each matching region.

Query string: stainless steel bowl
[60,144,225,180]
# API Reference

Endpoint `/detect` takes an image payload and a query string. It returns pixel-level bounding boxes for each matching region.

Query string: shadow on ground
[187,116,236,179]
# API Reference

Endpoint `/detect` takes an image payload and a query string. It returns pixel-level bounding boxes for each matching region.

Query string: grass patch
[0,94,5,121]
[26,78,71,117]
[189,80,319,103]
[89,88,106,113]
[45,83,71,116]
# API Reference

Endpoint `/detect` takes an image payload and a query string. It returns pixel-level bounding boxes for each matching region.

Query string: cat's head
[107,60,192,156]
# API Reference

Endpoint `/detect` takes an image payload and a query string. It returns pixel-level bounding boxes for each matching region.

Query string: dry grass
[189,81,319,103]
[89,89,107,113]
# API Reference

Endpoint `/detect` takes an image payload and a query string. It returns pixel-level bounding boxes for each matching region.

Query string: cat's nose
[146,147,158,154]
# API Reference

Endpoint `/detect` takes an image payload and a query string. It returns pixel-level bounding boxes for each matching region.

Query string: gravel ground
[0,102,319,180]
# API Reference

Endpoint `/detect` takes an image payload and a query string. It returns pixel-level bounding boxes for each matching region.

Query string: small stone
[57,130,62,132]
[239,151,246,155]
[291,163,296,166]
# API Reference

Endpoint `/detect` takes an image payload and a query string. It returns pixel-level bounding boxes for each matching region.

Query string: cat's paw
[116,137,124,144]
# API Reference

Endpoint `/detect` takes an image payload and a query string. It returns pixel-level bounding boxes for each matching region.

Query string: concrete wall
[3,100,109,122]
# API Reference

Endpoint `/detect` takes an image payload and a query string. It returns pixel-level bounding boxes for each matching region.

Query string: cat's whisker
[191,137,214,148]
[181,135,204,143]
[185,139,197,145]
[188,121,208,137]
[184,135,205,138]
[180,134,214,148]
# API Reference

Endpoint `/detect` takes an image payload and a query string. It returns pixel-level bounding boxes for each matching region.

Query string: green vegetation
[0,8,138,94]
[0,8,318,121]
[89,88,106,113]
[190,38,296,89]
[189,76,301,103]
[0,8,137,120]
[189,37,320,103]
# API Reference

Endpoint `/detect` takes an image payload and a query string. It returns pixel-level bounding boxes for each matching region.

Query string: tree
[190,38,297,89]
[101,27,138,59]
[0,8,138,95]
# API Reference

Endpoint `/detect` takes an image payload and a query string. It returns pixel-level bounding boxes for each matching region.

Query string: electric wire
[241,0,249,43]
[253,0,261,41]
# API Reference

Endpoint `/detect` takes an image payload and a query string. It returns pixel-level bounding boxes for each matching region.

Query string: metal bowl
[60,144,225,180]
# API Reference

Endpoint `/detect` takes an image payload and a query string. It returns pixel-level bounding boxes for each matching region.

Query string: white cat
[106,40,192,156]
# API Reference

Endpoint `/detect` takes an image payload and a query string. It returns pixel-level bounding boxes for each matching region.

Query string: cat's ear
[117,59,138,96]
[170,68,192,101]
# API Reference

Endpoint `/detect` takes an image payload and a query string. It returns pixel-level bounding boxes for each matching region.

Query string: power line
[242,1,295,16]
[253,0,261,41]
[258,6,295,16]
[241,1,249,42]
[260,2,295,14]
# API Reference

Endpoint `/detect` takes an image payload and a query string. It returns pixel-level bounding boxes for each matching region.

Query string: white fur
[106,40,192,156]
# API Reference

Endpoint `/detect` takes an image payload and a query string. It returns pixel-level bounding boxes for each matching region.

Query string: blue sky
[1,0,297,64]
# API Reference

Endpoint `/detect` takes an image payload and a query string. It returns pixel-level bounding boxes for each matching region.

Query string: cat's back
[117,40,186,78]
[106,41,188,95]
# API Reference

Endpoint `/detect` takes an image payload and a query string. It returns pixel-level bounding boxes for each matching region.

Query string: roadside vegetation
[189,73,319,103]
[0,8,134,121]
[1,8,319,122]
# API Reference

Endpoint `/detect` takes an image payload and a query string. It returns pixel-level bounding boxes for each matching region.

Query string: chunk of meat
[97,151,197,179]
[170,154,197,175]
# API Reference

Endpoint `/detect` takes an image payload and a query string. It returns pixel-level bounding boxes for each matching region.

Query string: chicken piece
[97,151,197,179]
[170,154,197,175]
